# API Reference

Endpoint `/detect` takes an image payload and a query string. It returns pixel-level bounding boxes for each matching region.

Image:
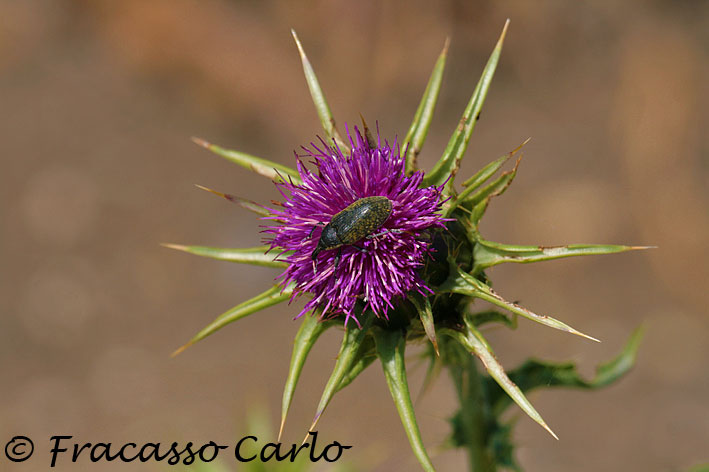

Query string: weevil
[310,196,394,268]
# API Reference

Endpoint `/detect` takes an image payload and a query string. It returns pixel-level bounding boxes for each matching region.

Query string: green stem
[446,339,495,472]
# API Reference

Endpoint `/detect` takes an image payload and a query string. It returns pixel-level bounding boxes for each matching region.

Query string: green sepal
[423,20,509,194]
[192,137,301,184]
[374,328,437,472]
[279,314,334,440]
[465,155,520,207]
[469,310,518,329]
[291,30,347,151]
[411,295,439,355]
[473,238,652,274]
[444,155,521,218]
[461,141,522,190]
[486,326,644,415]
[417,343,443,401]
[335,336,376,393]
[443,336,495,471]
[193,184,271,217]
[403,38,449,174]
[469,197,490,233]
[172,283,294,357]
[439,264,599,342]
[307,315,374,435]
[441,319,558,440]
[162,244,289,268]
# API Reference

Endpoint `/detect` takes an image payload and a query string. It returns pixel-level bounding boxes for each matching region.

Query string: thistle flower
[263,126,447,325]
[166,22,647,471]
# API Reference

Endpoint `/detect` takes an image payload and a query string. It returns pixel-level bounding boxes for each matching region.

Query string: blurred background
[1,1,707,471]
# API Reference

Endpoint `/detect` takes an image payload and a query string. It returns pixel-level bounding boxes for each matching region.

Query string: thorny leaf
[162,243,288,268]
[443,146,524,218]
[442,319,558,440]
[439,264,600,342]
[462,155,521,211]
[411,295,439,355]
[336,335,376,393]
[192,137,301,184]
[193,184,271,217]
[486,326,645,414]
[423,20,509,195]
[306,315,373,438]
[172,284,294,357]
[473,239,652,274]
[291,30,347,151]
[374,328,437,472]
[280,314,334,440]
[403,38,449,174]
[469,310,518,329]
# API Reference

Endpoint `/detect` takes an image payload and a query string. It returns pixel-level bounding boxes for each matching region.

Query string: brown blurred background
[1,1,707,471]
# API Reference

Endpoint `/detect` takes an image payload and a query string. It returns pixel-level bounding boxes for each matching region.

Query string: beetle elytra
[310,196,393,267]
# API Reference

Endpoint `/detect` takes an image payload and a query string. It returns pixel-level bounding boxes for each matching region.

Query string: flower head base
[264,126,446,325]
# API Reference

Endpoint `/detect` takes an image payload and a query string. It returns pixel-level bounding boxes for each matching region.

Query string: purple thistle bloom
[264,126,447,326]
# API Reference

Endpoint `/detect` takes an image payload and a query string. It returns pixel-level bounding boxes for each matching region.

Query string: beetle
[310,196,394,268]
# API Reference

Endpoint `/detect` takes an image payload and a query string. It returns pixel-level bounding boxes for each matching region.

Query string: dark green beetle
[311,196,393,265]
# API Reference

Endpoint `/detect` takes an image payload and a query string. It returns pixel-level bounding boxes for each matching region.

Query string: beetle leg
[334,248,342,269]
[366,228,403,239]
[352,245,368,253]
[304,222,324,241]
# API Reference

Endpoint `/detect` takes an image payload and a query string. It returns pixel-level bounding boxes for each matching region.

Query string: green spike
[469,197,490,232]
[442,321,559,440]
[335,338,376,392]
[411,296,439,355]
[191,136,301,184]
[193,184,271,217]
[469,310,518,329]
[473,239,654,273]
[461,153,521,208]
[305,315,373,439]
[423,20,509,194]
[335,355,376,393]
[162,243,288,268]
[417,348,442,403]
[172,284,294,357]
[440,265,599,342]
[291,30,347,151]
[443,147,523,217]
[374,328,437,472]
[279,314,333,441]
[359,113,377,149]
[460,140,527,189]
[403,38,450,174]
